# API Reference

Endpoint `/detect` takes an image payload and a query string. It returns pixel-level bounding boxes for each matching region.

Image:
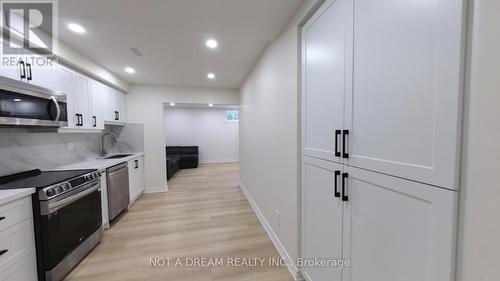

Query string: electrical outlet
[66,143,74,151]
[275,209,281,226]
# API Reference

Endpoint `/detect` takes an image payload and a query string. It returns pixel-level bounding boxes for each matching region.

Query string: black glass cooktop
[0,169,96,190]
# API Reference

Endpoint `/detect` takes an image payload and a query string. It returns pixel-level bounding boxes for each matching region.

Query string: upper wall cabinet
[101,86,126,123]
[302,0,347,164]
[302,0,465,189]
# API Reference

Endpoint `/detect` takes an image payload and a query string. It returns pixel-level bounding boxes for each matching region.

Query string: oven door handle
[46,181,100,214]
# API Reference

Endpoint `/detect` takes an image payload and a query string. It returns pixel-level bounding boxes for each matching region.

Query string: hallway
[65,163,293,281]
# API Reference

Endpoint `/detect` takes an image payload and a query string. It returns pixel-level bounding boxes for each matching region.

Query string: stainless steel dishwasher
[106,162,130,221]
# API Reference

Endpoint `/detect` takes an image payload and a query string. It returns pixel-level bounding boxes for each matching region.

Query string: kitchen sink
[103,154,133,159]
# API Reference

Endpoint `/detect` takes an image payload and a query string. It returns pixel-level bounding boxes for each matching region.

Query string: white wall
[239,0,316,270]
[457,0,500,280]
[164,107,239,163]
[126,85,239,192]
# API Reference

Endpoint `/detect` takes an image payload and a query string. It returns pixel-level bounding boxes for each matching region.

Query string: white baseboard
[240,181,303,281]
[144,186,167,193]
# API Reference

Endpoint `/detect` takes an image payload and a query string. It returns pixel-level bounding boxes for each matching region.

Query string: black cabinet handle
[0,216,5,221]
[334,170,340,198]
[117,111,120,121]
[80,114,84,127]
[19,60,26,79]
[342,173,349,202]
[0,249,8,256]
[335,130,341,157]
[114,111,119,121]
[342,130,349,159]
[26,63,32,81]
[75,114,80,126]
[134,160,139,169]
[93,116,97,127]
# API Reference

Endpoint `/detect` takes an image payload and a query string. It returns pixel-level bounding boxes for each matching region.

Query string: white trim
[240,181,303,281]
[144,187,167,193]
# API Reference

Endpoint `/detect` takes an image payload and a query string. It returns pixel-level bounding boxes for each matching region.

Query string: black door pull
[0,249,8,256]
[342,130,349,159]
[93,116,97,127]
[335,130,341,157]
[334,170,340,198]
[114,111,119,121]
[0,216,5,221]
[342,173,349,202]
[19,61,26,79]
[26,63,32,81]
[135,160,139,169]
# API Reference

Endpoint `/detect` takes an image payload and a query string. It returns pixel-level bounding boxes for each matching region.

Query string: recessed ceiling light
[68,23,86,34]
[207,73,216,79]
[170,102,175,106]
[206,39,218,49]
[13,98,22,102]
[124,67,136,74]
[208,103,213,107]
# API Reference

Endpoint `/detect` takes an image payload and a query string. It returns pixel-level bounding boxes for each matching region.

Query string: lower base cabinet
[128,156,145,204]
[0,254,37,281]
[0,196,37,281]
[302,157,458,281]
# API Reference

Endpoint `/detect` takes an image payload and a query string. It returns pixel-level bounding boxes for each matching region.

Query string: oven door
[40,180,102,271]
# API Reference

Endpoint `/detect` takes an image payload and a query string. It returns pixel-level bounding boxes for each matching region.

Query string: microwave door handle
[50,96,61,122]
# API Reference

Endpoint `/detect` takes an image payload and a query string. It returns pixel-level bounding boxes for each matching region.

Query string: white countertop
[56,152,145,171]
[0,188,36,205]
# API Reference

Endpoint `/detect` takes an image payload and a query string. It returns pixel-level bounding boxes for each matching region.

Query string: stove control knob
[46,188,56,197]
[56,186,64,193]
[63,183,71,191]
[85,175,92,181]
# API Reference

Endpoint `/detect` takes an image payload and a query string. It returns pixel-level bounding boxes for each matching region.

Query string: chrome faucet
[101,132,119,157]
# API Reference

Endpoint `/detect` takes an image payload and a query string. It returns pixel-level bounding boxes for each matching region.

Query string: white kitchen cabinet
[101,86,126,123]
[0,197,37,281]
[0,40,22,81]
[128,156,145,204]
[302,156,343,281]
[302,0,346,163]
[114,89,126,122]
[341,166,457,281]
[72,73,92,129]
[89,80,105,130]
[344,0,466,189]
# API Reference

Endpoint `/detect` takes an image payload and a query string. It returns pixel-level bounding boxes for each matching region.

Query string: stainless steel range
[0,169,103,281]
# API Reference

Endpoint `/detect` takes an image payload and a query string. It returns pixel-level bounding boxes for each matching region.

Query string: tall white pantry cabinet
[301,0,466,281]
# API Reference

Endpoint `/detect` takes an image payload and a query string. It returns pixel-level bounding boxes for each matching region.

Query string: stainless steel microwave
[0,76,68,127]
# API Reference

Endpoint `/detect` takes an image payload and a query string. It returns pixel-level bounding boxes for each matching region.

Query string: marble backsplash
[0,123,144,177]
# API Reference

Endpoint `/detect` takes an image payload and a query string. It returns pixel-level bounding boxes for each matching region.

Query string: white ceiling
[57,0,304,89]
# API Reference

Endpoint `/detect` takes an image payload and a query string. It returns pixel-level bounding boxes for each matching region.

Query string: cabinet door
[101,85,115,122]
[54,65,77,128]
[344,0,465,189]
[24,53,55,89]
[114,89,126,122]
[0,40,22,81]
[342,166,457,281]
[302,156,343,281]
[89,81,104,130]
[73,73,91,129]
[301,0,347,163]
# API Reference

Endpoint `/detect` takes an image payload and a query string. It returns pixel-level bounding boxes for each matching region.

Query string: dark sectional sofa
[166,146,199,180]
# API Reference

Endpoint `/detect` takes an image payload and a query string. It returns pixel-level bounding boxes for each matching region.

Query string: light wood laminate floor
[65,163,293,281]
